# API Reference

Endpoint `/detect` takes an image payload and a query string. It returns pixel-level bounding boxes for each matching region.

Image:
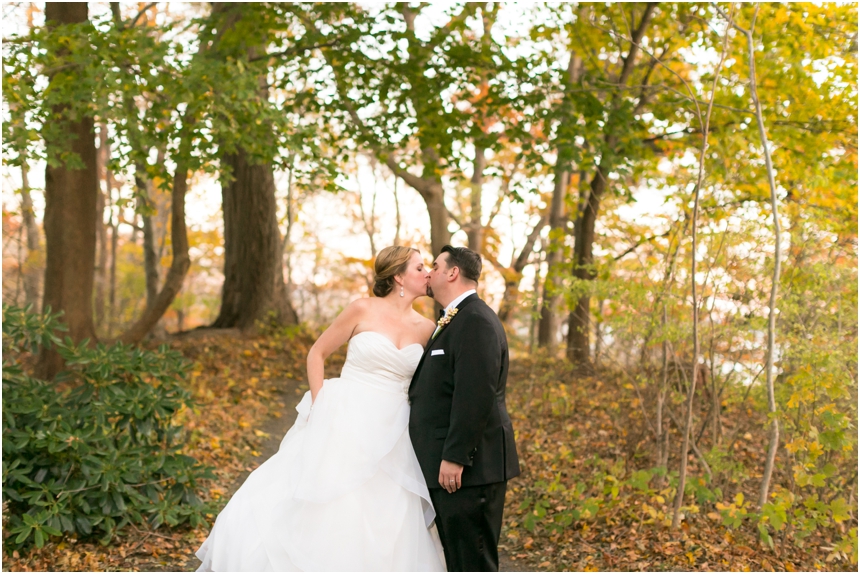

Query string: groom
[409,245,520,572]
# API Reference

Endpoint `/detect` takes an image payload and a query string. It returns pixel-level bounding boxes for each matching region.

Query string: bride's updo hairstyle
[373,246,419,297]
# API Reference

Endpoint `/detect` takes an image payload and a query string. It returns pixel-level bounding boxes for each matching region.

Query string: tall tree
[306,3,516,260]
[209,3,298,329]
[565,3,658,366]
[39,2,99,377]
[537,33,582,349]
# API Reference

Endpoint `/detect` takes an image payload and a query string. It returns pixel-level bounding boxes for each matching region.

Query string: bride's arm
[306,298,369,402]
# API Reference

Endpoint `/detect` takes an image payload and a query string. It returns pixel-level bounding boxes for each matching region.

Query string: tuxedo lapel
[411,294,480,389]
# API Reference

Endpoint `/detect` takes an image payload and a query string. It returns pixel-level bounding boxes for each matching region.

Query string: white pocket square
[431,349,445,356]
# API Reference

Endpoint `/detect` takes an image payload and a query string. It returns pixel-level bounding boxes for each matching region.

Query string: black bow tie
[438,308,446,320]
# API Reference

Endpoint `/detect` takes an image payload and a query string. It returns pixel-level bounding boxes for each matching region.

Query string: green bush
[2,305,213,550]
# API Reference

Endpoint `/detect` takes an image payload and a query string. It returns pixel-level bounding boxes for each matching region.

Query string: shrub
[2,305,213,550]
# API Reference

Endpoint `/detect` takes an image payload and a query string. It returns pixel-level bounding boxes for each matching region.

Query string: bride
[196,246,446,571]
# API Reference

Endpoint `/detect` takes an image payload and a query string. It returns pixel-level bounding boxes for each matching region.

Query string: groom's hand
[438,460,464,493]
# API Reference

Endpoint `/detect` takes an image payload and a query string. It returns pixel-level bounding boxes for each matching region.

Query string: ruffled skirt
[195,376,446,571]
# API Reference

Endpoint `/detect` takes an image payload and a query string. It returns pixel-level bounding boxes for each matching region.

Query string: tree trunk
[108,182,118,336]
[94,125,110,329]
[282,154,297,305]
[735,8,782,510]
[39,2,99,379]
[565,4,654,367]
[212,149,298,328]
[529,242,544,354]
[393,174,401,247]
[497,213,547,323]
[137,175,159,309]
[94,175,107,327]
[20,162,41,310]
[115,155,191,344]
[566,168,605,366]
[424,182,451,259]
[494,212,546,323]
[467,147,486,252]
[538,166,568,349]
[209,2,297,329]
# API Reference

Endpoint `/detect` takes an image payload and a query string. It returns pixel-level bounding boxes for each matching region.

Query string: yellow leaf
[785,438,806,454]
[735,492,745,506]
[808,441,824,458]
[643,503,658,519]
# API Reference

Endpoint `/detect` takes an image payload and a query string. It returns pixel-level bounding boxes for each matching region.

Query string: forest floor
[4,330,855,571]
[499,354,856,572]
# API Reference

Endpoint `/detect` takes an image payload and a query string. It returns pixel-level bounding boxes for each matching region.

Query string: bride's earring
[400,286,404,297]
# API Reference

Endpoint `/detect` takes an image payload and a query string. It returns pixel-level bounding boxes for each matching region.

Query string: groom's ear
[448,266,460,283]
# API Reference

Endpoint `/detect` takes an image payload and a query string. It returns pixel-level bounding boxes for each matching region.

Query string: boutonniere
[432,308,459,339]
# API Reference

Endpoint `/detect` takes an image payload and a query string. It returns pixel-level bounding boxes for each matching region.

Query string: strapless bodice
[338,331,424,396]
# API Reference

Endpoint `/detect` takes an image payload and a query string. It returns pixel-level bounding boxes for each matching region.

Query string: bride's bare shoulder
[348,297,375,309]
[411,309,436,331]
[338,297,374,320]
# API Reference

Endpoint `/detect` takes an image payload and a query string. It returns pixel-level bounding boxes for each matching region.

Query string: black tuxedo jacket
[408,294,520,489]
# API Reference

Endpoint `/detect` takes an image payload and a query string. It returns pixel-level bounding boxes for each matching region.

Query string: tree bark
[20,162,42,310]
[212,148,297,328]
[39,2,99,378]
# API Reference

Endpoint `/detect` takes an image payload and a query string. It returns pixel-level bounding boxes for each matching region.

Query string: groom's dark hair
[440,245,481,284]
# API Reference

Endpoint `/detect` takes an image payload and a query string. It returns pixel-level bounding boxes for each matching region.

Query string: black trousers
[429,481,507,572]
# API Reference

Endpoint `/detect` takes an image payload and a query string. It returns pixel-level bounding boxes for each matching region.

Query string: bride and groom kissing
[196,245,521,572]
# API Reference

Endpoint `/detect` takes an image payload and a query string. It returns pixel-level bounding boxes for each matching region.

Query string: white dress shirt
[431,289,477,340]
[445,289,476,314]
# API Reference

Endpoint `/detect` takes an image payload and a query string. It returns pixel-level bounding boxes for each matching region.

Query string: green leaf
[830,498,850,523]
[34,528,45,548]
[14,527,33,544]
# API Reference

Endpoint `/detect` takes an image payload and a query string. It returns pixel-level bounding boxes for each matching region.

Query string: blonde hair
[373,246,418,297]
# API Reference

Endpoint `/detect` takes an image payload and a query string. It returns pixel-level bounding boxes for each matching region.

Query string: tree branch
[613,230,672,261]
[616,3,657,86]
[513,213,548,273]
[249,39,343,63]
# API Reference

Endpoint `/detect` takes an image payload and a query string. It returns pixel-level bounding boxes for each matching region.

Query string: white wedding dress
[195,331,446,572]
